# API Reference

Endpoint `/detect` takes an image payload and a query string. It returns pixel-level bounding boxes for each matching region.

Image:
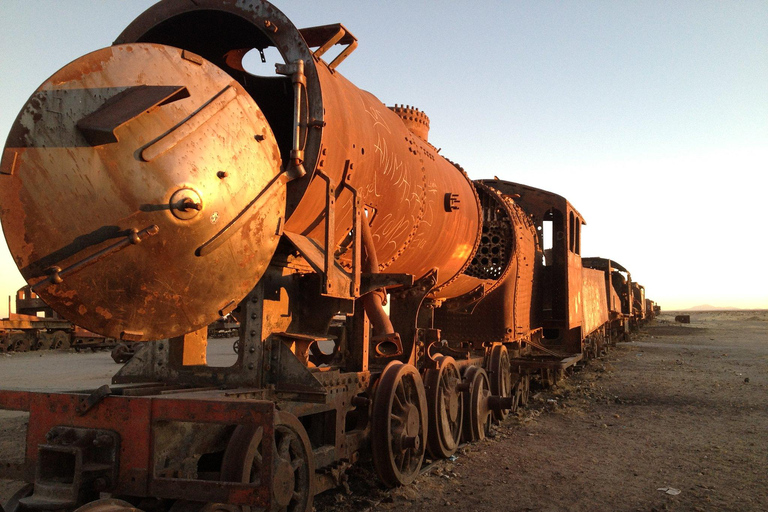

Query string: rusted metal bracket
[299,23,358,70]
[320,171,337,294]
[32,225,159,292]
[76,384,112,415]
[284,172,366,299]
[360,273,413,295]
[269,336,326,401]
[349,182,362,297]
[384,268,439,366]
[283,231,353,299]
[113,284,268,388]
[77,85,189,146]
[275,60,308,180]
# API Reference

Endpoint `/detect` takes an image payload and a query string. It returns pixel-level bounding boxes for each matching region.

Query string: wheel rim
[4,483,33,512]
[488,345,515,421]
[10,333,32,352]
[221,412,314,512]
[425,356,463,459]
[73,499,139,512]
[52,331,70,350]
[38,332,54,350]
[371,362,428,487]
[462,366,492,442]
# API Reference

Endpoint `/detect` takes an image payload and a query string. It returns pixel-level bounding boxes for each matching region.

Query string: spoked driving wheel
[424,356,463,459]
[371,362,428,487]
[221,412,314,512]
[9,332,32,352]
[488,345,515,421]
[34,332,52,350]
[52,330,70,350]
[461,366,492,442]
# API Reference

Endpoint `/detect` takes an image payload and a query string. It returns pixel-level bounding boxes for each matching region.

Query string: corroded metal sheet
[283,65,481,296]
[581,267,609,336]
[0,43,285,341]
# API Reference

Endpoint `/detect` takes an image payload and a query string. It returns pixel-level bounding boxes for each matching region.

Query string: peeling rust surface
[0,43,285,341]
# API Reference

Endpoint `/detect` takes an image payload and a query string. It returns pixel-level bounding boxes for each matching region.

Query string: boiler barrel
[284,66,481,296]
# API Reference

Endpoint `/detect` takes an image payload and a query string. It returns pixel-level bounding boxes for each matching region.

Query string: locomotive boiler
[0,1,652,511]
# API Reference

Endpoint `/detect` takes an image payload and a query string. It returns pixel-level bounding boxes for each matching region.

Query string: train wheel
[52,331,71,350]
[37,332,55,350]
[461,366,492,443]
[371,362,427,487]
[168,502,239,512]
[232,339,240,354]
[424,356,463,459]
[221,411,314,512]
[10,332,33,352]
[488,345,515,421]
[73,499,140,512]
[3,484,33,512]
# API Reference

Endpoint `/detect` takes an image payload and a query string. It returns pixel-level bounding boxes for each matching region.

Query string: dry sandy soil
[1,310,766,511]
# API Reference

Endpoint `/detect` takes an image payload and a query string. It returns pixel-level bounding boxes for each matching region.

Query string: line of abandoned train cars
[0,286,117,352]
[0,1,655,511]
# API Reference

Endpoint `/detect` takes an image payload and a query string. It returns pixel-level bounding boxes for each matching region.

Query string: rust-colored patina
[0,43,285,342]
[0,1,655,511]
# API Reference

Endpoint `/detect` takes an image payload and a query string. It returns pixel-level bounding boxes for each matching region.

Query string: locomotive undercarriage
[0,193,621,512]
[0,253,547,512]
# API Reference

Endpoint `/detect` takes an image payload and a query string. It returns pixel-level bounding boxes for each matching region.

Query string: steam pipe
[360,217,394,338]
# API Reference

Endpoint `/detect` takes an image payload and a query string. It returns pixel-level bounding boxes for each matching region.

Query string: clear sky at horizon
[0,1,766,312]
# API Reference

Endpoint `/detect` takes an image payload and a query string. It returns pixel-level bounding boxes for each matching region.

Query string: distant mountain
[684,304,739,311]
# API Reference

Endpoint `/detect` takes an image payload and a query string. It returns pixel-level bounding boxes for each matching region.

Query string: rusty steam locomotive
[0,1,653,511]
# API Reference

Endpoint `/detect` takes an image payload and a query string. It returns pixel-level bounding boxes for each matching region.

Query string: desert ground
[1,310,767,511]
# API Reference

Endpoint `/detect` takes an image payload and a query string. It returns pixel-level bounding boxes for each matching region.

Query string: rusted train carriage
[0,1,650,511]
[631,282,646,329]
[582,257,634,342]
[0,286,116,352]
[645,299,658,321]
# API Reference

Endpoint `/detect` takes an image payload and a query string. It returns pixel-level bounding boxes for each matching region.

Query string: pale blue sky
[1,1,766,310]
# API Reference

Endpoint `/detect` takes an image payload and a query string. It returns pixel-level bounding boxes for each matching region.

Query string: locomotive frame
[0,2,654,511]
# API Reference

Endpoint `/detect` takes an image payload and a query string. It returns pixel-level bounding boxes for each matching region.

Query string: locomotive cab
[479,181,587,351]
